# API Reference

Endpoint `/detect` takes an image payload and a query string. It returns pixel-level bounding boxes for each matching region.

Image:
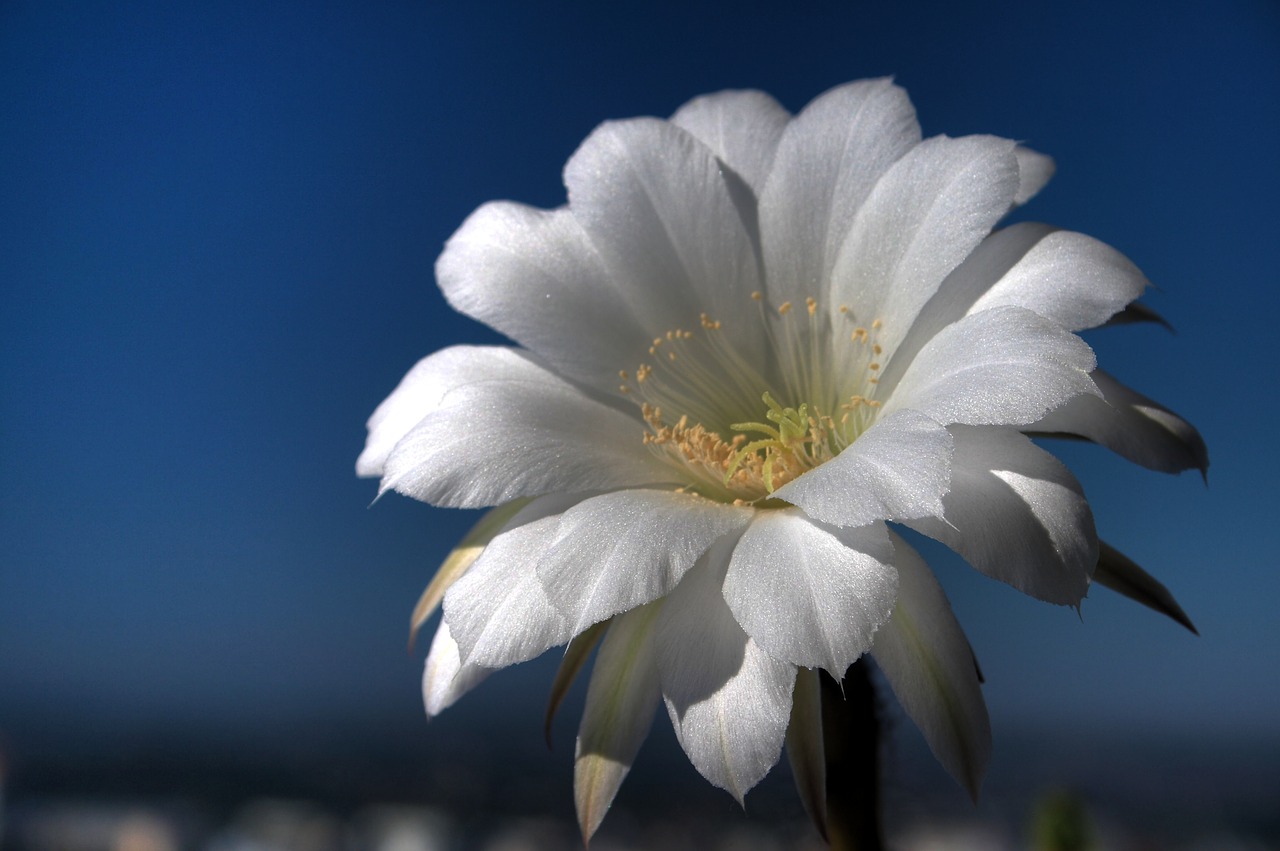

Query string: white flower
[358,80,1206,839]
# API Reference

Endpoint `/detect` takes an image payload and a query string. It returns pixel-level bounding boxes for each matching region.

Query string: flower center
[620,293,888,504]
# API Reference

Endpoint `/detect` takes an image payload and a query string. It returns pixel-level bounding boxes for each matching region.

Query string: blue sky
[2,0,1278,795]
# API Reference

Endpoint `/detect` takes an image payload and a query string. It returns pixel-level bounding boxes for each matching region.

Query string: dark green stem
[821,658,883,851]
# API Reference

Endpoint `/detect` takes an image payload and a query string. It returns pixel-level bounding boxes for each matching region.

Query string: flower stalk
[822,659,884,851]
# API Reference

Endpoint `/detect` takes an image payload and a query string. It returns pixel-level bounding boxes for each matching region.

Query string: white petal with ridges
[968,229,1149,331]
[724,511,896,673]
[905,427,1097,605]
[538,489,752,633]
[881,222,1147,392]
[759,79,921,306]
[564,118,763,348]
[574,603,663,841]
[670,89,791,192]
[436,203,648,394]
[358,345,506,478]
[380,348,670,508]
[654,538,796,803]
[1013,146,1055,206]
[423,620,492,716]
[773,409,953,529]
[829,134,1020,357]
[883,306,1099,426]
[871,533,990,798]
[443,494,584,668]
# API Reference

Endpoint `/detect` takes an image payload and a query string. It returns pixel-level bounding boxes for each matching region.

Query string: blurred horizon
[2,0,1279,846]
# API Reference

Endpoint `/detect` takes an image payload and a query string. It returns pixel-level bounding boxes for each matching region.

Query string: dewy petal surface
[436,203,649,394]
[564,117,763,350]
[379,348,671,508]
[723,510,897,674]
[654,537,795,803]
[772,409,953,529]
[358,345,505,478]
[670,88,791,193]
[538,489,752,633]
[883,305,1099,426]
[829,134,1020,358]
[759,78,921,306]
[443,494,584,668]
[871,532,991,799]
[423,619,492,717]
[1012,146,1055,206]
[905,426,1097,605]
[883,222,1149,392]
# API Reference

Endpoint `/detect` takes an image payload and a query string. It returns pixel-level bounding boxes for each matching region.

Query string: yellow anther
[873,344,882,355]
[839,305,850,314]
[872,318,883,330]
[619,385,631,394]
[806,297,817,316]
[751,291,764,301]
[619,370,630,380]
[778,301,793,315]
[636,364,652,383]
[869,362,880,371]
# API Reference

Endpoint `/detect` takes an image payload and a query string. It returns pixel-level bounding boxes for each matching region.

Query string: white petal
[905,427,1097,605]
[564,117,763,349]
[670,89,791,192]
[829,134,1021,358]
[380,348,670,508]
[436,203,648,395]
[654,538,796,803]
[422,619,492,716]
[881,223,1147,392]
[759,79,921,306]
[574,604,663,841]
[538,490,752,633]
[723,510,897,673]
[358,345,504,478]
[443,494,582,668]
[968,229,1149,332]
[772,409,953,528]
[1013,146,1055,206]
[883,305,1099,426]
[878,223,1051,392]
[871,533,991,798]
[1029,369,1208,476]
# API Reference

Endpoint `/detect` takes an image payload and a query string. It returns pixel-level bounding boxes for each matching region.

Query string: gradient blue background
[2,0,1277,834]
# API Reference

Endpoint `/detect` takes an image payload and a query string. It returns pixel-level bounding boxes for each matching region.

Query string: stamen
[621,301,892,502]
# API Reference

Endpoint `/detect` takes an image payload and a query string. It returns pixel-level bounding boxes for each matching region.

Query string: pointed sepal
[785,667,828,841]
[545,620,609,745]
[574,604,663,843]
[1094,541,1198,634]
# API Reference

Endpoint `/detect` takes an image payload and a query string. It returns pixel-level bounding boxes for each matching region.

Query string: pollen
[618,297,891,503]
